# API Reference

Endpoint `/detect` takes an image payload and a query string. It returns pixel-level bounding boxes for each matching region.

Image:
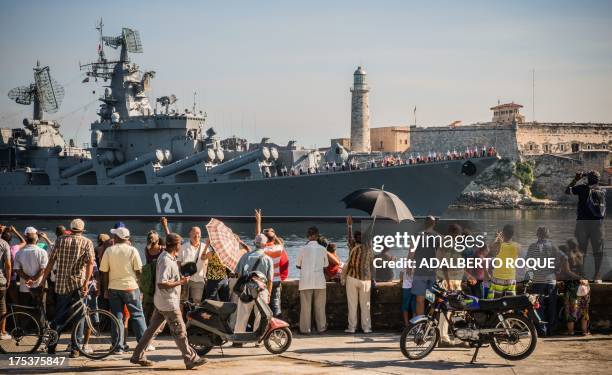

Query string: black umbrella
[341,188,415,223]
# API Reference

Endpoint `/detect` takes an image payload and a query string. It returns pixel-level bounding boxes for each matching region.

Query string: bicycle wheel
[0,311,42,354]
[72,309,121,359]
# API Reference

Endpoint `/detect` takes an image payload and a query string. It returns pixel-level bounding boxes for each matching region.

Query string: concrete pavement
[1,332,610,374]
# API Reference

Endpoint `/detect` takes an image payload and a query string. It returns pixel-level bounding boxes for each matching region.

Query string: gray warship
[0,24,498,220]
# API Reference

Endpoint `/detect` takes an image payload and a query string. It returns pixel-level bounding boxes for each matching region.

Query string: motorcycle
[184,272,292,355]
[400,282,540,363]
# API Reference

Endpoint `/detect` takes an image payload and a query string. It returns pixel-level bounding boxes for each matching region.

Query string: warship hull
[0,156,497,220]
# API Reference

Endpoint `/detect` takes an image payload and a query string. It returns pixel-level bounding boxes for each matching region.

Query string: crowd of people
[0,209,296,369]
[0,169,604,368]
[267,146,497,176]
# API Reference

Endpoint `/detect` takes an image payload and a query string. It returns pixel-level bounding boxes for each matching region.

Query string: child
[487,225,520,299]
[400,259,416,328]
[464,244,489,299]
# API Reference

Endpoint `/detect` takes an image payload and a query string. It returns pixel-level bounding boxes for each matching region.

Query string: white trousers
[234,289,269,334]
[346,276,371,332]
[439,279,462,343]
[299,289,327,333]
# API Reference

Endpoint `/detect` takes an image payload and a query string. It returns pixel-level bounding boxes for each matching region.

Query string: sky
[0,0,611,148]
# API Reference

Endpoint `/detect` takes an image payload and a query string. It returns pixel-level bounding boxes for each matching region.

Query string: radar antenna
[156,94,177,115]
[7,61,65,120]
[80,21,144,81]
[102,27,143,61]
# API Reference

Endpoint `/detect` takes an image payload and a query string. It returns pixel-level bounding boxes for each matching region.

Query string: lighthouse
[350,66,371,153]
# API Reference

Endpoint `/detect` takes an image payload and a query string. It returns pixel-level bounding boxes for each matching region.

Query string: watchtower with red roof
[490,102,525,125]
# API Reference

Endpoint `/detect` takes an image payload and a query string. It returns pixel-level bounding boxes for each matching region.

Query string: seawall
[279,280,612,332]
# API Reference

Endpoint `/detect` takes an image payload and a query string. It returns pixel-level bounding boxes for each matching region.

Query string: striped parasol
[205,218,242,272]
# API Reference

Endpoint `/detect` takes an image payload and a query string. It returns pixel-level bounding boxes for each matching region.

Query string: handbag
[233,256,263,296]
[577,283,590,297]
[180,243,203,277]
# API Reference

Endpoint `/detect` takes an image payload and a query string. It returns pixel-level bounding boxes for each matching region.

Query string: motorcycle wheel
[490,313,537,360]
[264,327,292,354]
[190,343,213,356]
[400,321,439,360]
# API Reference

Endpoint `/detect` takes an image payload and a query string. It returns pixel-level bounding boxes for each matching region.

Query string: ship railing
[61,147,91,158]
[278,147,497,177]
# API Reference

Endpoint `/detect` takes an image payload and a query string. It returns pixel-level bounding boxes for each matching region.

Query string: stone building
[370,126,409,152]
[516,122,610,156]
[330,137,351,150]
[350,66,371,152]
[491,102,525,124]
[408,102,612,160]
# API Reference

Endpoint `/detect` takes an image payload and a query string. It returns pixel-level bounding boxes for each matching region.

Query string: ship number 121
[153,193,183,214]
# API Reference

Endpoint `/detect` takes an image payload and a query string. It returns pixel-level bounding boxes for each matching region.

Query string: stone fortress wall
[516,122,612,156]
[408,123,519,157]
[408,121,612,160]
[406,120,611,203]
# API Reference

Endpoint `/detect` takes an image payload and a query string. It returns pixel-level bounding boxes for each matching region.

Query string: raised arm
[489,232,502,258]
[10,226,26,250]
[160,217,170,236]
[346,216,354,249]
[255,209,262,236]
[38,232,53,247]
[565,172,583,195]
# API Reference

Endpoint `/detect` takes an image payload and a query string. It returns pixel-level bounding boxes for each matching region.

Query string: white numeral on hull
[153,193,183,214]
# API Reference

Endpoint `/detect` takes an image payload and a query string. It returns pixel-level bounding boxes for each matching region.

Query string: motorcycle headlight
[425,289,435,303]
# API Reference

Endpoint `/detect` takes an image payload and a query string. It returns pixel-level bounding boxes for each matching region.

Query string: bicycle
[0,285,121,359]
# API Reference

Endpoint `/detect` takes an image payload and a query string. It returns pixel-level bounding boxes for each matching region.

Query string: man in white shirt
[296,227,328,334]
[130,233,206,370]
[177,227,207,304]
[14,227,48,310]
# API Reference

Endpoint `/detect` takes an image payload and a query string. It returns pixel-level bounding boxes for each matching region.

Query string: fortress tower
[350,66,371,152]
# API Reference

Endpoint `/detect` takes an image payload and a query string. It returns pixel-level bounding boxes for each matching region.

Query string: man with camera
[565,170,606,282]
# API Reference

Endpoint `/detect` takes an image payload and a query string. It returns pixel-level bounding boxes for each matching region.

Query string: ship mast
[80,22,152,121]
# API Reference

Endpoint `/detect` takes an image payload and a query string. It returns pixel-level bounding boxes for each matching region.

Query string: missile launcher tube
[60,160,94,178]
[157,149,218,177]
[107,150,164,178]
[209,147,269,175]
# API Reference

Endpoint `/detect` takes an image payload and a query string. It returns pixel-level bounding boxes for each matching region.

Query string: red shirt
[279,249,289,281]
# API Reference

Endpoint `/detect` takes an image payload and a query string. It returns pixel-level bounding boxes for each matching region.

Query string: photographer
[565,170,606,282]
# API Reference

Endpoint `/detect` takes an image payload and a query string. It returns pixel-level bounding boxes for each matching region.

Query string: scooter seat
[200,299,237,316]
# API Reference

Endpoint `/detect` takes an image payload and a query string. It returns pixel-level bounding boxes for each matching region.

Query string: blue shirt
[234,249,274,284]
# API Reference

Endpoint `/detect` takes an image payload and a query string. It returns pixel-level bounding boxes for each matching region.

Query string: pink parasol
[205,218,242,271]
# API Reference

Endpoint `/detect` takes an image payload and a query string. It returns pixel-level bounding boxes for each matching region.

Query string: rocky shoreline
[452,157,578,209]
[452,190,569,209]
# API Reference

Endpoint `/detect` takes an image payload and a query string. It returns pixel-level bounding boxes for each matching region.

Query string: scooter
[184,272,292,355]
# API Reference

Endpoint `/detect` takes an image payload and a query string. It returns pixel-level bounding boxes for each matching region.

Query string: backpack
[233,256,263,296]
[587,187,606,219]
[140,260,157,303]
